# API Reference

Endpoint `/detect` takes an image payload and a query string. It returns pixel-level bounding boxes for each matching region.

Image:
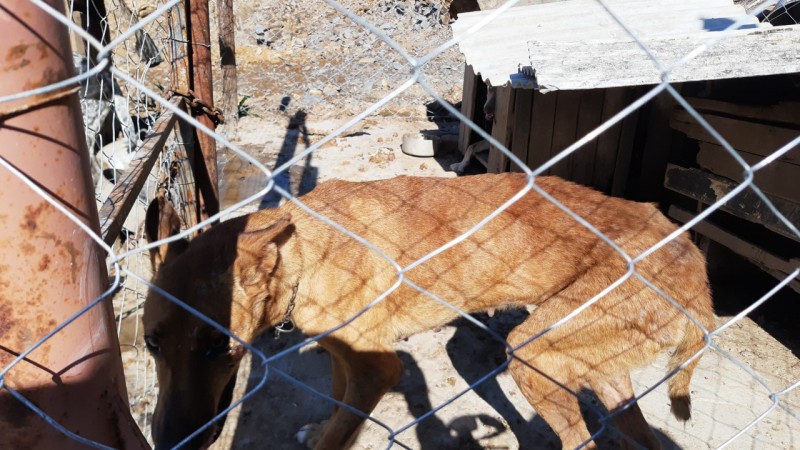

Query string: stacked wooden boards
[665,97,800,292]
[670,97,800,203]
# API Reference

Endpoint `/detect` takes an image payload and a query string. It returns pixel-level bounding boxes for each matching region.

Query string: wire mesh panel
[1,1,799,450]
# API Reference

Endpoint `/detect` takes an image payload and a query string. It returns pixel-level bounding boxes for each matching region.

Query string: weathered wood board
[549,90,582,179]
[696,143,800,202]
[458,64,481,154]
[664,164,800,242]
[99,98,182,245]
[592,88,626,193]
[527,90,558,173]
[669,205,800,294]
[686,97,800,128]
[488,85,514,173]
[510,88,533,172]
[571,89,604,187]
[671,109,800,166]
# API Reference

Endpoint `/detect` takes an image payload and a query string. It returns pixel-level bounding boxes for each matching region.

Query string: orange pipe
[0,1,149,448]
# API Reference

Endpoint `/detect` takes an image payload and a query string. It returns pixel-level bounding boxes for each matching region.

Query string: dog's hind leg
[508,343,595,450]
[588,373,661,450]
[506,300,601,450]
[507,291,669,450]
[330,354,347,412]
[313,340,403,450]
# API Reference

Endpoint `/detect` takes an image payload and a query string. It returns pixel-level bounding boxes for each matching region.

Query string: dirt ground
[196,113,800,450]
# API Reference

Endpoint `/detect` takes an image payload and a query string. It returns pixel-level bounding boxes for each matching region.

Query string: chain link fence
[75,0,197,440]
[1,0,799,449]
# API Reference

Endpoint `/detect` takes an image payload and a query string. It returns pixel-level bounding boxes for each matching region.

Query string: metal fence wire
[1,0,799,449]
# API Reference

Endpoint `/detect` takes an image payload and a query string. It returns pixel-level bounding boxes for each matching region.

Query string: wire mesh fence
[72,0,198,439]
[1,0,799,449]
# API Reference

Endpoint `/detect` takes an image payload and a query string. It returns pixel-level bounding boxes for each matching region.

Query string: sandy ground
[192,114,800,450]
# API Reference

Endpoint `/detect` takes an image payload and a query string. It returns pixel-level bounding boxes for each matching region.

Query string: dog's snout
[153,422,214,450]
[152,374,237,449]
[152,393,218,450]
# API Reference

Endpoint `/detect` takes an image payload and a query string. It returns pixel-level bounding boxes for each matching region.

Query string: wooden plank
[571,89,604,187]
[100,98,182,245]
[686,97,800,129]
[458,64,480,154]
[487,85,514,173]
[669,205,800,294]
[68,11,85,55]
[527,90,557,173]
[671,109,800,166]
[697,143,800,202]
[549,90,582,179]
[611,87,643,197]
[510,88,533,172]
[664,164,800,242]
[637,87,680,200]
[169,5,190,91]
[593,87,625,193]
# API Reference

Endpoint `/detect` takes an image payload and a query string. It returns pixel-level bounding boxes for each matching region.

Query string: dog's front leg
[313,348,403,450]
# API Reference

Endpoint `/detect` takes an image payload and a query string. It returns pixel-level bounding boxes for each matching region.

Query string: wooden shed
[452,0,800,291]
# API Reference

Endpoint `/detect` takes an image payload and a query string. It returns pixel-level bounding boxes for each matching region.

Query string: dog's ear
[235,215,293,286]
[145,195,189,271]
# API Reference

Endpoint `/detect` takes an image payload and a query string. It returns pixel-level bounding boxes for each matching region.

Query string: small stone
[322,84,339,96]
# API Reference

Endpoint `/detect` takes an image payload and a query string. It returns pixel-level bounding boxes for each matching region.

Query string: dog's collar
[273,281,299,339]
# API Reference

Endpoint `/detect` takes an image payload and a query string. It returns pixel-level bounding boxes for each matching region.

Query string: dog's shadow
[443,311,684,450]
[225,312,682,449]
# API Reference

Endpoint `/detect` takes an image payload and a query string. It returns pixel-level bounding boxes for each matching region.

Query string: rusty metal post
[218,0,238,127]
[0,1,149,448]
[185,0,220,218]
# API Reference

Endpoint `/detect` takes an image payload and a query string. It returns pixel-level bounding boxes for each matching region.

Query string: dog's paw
[450,161,468,173]
[296,420,328,449]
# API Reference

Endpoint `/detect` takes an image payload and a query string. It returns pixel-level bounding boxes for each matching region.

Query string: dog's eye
[144,336,161,356]
[205,334,229,358]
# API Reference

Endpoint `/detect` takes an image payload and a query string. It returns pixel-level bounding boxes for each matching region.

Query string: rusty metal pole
[218,0,238,127]
[0,1,149,448]
[185,0,220,219]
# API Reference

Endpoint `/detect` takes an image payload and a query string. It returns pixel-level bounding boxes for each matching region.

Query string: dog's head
[143,199,292,449]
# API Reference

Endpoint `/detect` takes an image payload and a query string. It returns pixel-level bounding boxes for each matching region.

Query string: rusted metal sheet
[0,1,149,448]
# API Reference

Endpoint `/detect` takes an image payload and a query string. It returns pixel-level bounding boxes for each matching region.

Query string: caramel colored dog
[143,173,714,450]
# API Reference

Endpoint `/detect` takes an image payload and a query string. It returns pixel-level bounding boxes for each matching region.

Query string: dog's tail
[666,309,711,422]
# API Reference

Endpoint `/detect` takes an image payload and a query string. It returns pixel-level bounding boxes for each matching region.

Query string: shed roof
[451,0,800,92]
